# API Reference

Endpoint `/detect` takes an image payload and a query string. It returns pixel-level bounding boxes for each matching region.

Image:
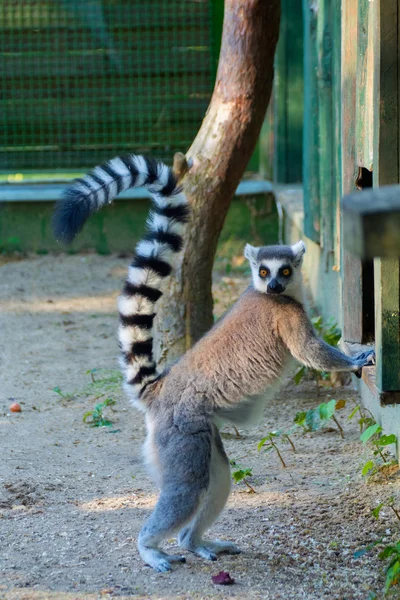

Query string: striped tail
[53,154,190,407]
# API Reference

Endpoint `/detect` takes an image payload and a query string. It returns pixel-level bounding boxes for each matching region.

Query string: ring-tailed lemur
[53,154,375,573]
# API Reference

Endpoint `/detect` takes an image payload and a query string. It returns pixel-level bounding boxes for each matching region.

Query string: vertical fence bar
[341,0,363,342]
[316,0,334,251]
[374,258,400,391]
[302,0,320,241]
[374,0,400,392]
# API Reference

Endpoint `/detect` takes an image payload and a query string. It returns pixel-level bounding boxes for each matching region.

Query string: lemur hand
[353,349,375,379]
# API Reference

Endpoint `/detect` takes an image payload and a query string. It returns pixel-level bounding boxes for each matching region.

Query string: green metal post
[316,0,334,251]
[302,0,320,241]
[374,259,400,391]
[373,0,400,392]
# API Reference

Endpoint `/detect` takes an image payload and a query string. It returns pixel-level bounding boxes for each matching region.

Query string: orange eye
[282,268,291,277]
[259,268,269,278]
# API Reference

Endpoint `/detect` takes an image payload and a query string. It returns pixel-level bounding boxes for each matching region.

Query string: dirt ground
[0,254,399,600]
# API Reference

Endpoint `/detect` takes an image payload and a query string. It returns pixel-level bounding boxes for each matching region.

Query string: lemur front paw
[354,349,375,378]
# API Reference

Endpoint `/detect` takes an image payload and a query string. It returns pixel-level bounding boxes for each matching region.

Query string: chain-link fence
[0,0,217,171]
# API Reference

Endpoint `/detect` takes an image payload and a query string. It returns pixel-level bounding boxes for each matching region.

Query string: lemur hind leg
[178,428,241,560]
[138,485,204,572]
[138,422,214,572]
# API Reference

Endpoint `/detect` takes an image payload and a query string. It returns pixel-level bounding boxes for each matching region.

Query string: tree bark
[153,0,281,367]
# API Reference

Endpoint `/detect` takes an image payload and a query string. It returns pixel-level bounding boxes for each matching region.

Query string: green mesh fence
[0,0,217,171]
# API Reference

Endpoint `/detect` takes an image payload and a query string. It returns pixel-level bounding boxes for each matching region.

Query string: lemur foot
[190,545,217,561]
[207,539,241,554]
[140,548,186,572]
[168,554,187,563]
[182,539,241,560]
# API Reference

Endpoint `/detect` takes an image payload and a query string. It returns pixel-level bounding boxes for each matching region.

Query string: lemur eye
[259,268,270,278]
[282,268,291,277]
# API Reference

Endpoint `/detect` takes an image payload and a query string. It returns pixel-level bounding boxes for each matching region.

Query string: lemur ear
[244,244,258,266]
[291,240,306,266]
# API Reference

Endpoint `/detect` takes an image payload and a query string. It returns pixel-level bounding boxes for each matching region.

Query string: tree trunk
[154,0,281,367]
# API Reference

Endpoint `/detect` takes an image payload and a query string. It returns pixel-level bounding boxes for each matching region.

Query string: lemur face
[244,241,306,301]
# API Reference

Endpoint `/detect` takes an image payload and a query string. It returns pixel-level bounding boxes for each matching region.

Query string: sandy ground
[0,254,398,600]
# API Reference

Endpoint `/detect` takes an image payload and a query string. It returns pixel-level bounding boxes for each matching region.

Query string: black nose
[267,279,284,294]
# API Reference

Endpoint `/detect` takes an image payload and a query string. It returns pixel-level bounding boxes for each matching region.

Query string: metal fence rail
[0,0,215,171]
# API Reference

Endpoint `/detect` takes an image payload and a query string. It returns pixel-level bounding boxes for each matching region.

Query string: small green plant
[356,497,400,595]
[347,398,376,433]
[293,316,341,390]
[53,369,122,406]
[230,460,256,493]
[379,543,400,594]
[359,424,397,480]
[371,496,400,522]
[83,368,123,400]
[294,399,346,438]
[258,430,296,468]
[52,386,75,402]
[83,398,116,428]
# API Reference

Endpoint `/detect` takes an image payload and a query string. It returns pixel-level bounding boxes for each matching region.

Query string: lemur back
[54,153,375,574]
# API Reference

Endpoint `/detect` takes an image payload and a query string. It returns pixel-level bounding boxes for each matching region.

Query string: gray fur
[135,242,374,572]
[257,244,294,261]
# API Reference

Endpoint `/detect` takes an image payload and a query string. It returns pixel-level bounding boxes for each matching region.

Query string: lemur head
[244,241,306,302]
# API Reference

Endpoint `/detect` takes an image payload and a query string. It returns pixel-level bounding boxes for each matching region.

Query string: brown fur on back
[151,287,306,414]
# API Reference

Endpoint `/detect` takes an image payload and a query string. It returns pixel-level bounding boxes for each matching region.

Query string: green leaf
[294,411,307,427]
[319,399,336,421]
[348,406,360,421]
[232,468,252,484]
[83,411,93,423]
[258,437,269,451]
[360,424,382,443]
[362,460,376,477]
[385,558,400,592]
[323,327,341,347]
[232,470,245,484]
[311,316,323,330]
[371,503,384,519]
[306,408,322,431]
[358,416,376,433]
[376,434,397,447]
[379,546,397,560]
[294,366,306,385]
[103,398,116,407]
